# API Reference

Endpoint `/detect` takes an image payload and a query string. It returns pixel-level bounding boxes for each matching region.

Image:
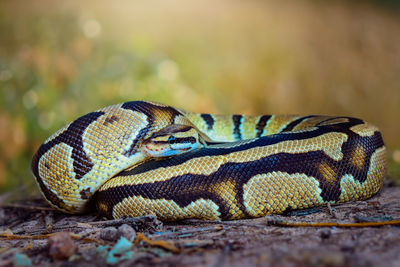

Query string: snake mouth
[142,142,198,158]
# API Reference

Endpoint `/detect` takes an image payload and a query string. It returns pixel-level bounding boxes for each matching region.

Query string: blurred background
[1,0,400,196]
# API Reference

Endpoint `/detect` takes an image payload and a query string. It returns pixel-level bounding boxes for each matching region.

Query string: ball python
[31,101,387,221]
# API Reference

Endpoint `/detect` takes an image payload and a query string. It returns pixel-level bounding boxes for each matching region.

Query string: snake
[31,101,387,221]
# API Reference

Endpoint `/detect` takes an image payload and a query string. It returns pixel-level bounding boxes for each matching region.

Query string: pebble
[117,224,136,241]
[100,224,137,242]
[48,232,77,260]
[100,227,119,241]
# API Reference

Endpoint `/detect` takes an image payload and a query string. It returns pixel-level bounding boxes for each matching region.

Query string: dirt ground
[0,183,399,267]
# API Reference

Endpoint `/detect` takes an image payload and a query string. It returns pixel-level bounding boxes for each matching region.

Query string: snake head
[141,124,206,157]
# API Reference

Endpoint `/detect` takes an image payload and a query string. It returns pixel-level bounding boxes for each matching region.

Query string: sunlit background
[1,0,400,195]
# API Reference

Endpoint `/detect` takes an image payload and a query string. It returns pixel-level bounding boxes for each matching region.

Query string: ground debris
[100,227,119,241]
[99,224,136,242]
[88,215,163,231]
[0,185,399,266]
[48,232,77,260]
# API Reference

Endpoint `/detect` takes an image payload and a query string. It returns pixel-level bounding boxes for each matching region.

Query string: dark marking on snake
[281,115,316,132]
[315,116,349,126]
[103,115,120,126]
[80,188,92,200]
[232,115,243,140]
[121,101,183,157]
[256,115,272,137]
[201,114,214,131]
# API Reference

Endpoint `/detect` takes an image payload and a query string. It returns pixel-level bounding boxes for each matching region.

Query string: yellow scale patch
[339,146,386,202]
[242,172,323,217]
[209,115,239,141]
[207,179,243,219]
[240,116,263,139]
[319,162,336,188]
[112,196,221,221]
[350,122,379,137]
[181,112,207,133]
[349,145,367,170]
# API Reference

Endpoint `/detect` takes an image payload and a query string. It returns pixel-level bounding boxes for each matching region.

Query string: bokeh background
[1,0,400,196]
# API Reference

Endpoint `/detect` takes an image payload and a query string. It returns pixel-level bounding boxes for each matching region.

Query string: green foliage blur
[1,0,400,194]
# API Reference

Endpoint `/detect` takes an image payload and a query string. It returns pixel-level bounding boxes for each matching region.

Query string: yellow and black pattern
[31,101,387,221]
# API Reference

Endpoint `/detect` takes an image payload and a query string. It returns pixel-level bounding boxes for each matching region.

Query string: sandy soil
[0,184,399,267]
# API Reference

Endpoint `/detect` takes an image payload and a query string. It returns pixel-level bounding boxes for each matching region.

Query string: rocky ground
[0,183,399,267]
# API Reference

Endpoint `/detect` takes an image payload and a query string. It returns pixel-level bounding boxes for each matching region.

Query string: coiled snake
[31,101,386,221]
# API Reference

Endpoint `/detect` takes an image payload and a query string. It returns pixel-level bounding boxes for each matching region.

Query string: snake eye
[168,135,176,144]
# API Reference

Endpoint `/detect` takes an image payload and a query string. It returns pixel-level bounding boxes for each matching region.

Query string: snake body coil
[31,101,386,221]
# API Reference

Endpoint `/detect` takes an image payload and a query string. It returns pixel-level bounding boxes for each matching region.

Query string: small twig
[0,232,103,245]
[181,218,269,229]
[87,215,158,227]
[7,212,42,231]
[0,203,55,211]
[182,216,400,228]
[173,238,215,249]
[22,222,102,236]
[148,225,225,239]
[135,233,181,253]
[44,211,54,233]
[267,219,400,228]
[354,215,393,223]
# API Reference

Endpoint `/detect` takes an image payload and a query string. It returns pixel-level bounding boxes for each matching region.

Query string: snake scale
[31,101,387,221]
